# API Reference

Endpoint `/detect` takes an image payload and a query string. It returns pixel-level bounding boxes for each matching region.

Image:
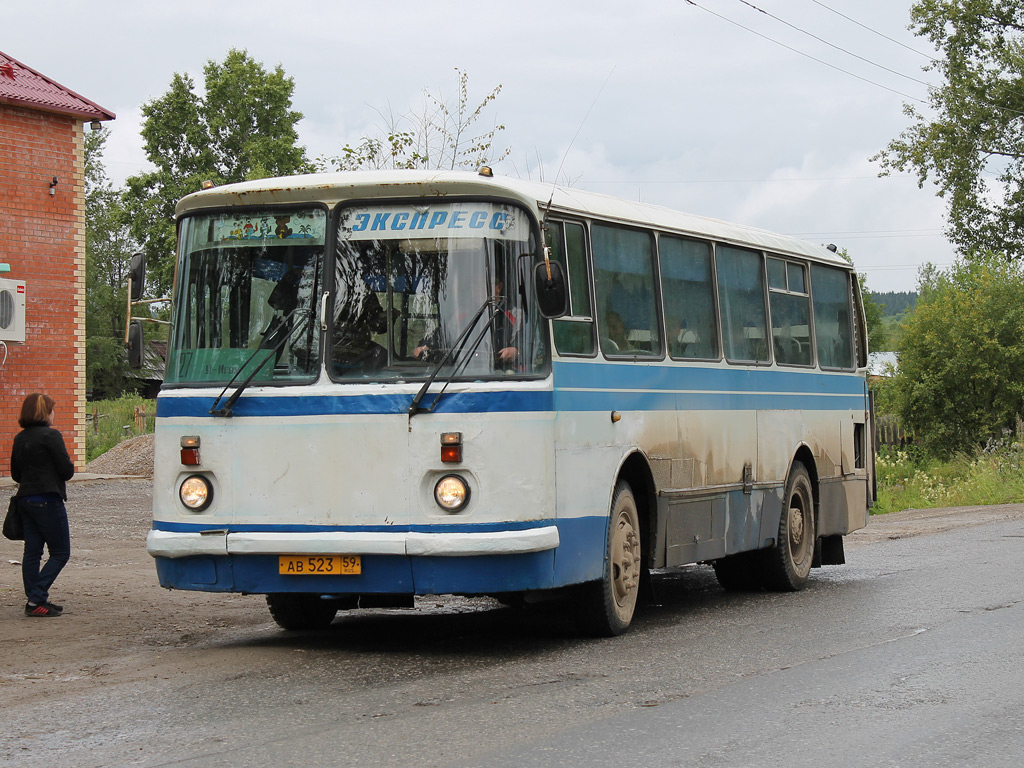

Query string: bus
[137,169,873,636]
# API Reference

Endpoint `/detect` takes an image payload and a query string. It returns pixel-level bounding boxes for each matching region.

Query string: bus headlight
[434,474,470,512]
[179,475,213,511]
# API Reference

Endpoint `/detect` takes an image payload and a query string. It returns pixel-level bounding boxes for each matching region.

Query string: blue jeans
[19,495,71,605]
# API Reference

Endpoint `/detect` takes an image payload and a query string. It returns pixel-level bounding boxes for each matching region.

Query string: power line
[682,0,928,104]
[808,0,938,62]
[736,0,936,90]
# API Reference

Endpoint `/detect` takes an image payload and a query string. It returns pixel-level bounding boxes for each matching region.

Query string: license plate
[278,555,361,575]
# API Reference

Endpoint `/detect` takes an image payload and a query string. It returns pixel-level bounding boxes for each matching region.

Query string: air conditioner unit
[0,278,26,343]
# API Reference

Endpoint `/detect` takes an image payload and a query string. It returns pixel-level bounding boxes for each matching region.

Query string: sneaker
[43,601,64,614]
[25,602,61,617]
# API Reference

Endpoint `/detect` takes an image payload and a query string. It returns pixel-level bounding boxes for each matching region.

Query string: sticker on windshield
[339,204,528,241]
[207,210,326,245]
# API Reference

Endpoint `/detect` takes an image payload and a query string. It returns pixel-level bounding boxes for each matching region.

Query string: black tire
[712,551,762,591]
[577,481,643,637]
[266,593,338,630]
[762,462,816,591]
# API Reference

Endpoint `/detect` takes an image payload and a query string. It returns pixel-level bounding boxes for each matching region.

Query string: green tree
[891,254,1024,457]
[85,128,135,398]
[319,68,509,172]
[874,1,1024,257]
[861,278,888,352]
[124,49,310,295]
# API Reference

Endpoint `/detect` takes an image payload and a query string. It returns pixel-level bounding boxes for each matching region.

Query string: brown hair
[18,393,56,429]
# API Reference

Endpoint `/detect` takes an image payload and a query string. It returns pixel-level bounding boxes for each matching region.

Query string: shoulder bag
[2,495,23,541]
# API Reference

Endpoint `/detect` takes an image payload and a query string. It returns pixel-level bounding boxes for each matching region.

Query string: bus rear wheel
[762,462,816,591]
[266,593,339,630]
[578,481,642,636]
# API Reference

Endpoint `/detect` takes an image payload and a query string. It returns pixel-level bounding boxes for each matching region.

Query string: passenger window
[811,264,854,369]
[549,221,595,356]
[716,245,768,363]
[592,224,661,358]
[660,236,719,360]
[768,257,812,366]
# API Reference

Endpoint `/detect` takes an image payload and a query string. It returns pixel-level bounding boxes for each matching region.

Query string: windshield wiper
[408,296,500,421]
[209,304,305,418]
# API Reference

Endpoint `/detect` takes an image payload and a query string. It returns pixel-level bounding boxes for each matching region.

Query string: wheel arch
[789,444,820,521]
[616,450,657,570]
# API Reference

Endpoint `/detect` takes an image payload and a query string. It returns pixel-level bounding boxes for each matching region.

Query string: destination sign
[339,203,529,241]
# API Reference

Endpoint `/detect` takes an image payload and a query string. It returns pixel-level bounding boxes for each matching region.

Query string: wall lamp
[49,176,58,196]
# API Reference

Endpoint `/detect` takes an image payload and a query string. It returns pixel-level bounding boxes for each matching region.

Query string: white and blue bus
[138,169,873,636]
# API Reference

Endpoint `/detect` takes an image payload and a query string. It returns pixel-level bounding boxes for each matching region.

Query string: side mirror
[129,252,146,302]
[534,260,568,319]
[127,319,144,369]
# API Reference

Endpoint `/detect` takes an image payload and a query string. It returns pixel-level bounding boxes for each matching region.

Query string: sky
[5,0,954,292]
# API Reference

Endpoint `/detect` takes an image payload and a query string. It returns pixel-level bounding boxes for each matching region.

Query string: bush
[85,395,155,462]
[890,255,1024,458]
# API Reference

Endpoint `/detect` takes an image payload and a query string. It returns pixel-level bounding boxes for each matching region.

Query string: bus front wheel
[578,481,642,636]
[266,593,339,630]
[762,462,816,591]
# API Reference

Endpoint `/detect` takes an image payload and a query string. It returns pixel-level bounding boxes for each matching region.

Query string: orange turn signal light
[440,432,462,463]
[180,435,201,466]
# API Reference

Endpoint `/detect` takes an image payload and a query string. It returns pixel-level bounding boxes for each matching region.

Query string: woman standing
[10,393,75,617]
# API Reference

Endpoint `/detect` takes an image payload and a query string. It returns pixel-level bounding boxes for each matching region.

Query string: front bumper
[147,526,560,559]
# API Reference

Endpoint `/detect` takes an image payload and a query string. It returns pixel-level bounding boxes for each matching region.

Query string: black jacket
[10,425,75,500]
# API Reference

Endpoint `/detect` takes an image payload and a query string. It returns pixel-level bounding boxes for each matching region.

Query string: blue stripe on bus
[155,363,866,418]
[156,390,554,418]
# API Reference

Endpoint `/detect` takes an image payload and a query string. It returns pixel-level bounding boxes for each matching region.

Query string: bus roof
[176,170,851,267]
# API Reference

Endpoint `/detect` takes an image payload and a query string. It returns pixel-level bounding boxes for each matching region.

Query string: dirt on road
[3,470,1023,713]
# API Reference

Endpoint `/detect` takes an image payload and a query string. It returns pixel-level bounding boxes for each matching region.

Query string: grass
[873,438,1024,514]
[85,395,156,462]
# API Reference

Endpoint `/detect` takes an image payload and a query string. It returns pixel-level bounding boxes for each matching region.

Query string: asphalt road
[2,480,1023,767]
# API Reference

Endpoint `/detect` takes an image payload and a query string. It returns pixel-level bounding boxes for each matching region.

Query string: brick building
[0,51,114,473]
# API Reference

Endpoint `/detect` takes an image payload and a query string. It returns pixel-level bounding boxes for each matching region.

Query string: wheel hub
[789,504,805,547]
[612,515,640,605]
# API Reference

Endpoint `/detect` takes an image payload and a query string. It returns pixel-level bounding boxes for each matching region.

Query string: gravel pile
[84,434,155,477]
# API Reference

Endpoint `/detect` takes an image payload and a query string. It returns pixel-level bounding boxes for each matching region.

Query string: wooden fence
[875,414,913,448]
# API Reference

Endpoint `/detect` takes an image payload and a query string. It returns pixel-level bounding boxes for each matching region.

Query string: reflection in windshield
[166,208,325,385]
[331,201,546,380]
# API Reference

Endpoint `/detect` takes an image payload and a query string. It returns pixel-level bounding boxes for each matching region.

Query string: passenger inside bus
[601,310,630,353]
[412,278,520,368]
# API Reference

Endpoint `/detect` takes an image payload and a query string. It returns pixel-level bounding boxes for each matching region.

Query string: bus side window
[767,256,813,366]
[660,235,719,360]
[811,264,855,369]
[716,245,769,363]
[550,221,595,356]
[592,224,661,358]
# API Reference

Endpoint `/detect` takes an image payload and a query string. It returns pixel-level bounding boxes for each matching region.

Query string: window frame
[766,255,815,369]
[809,262,857,372]
[547,218,598,359]
[715,243,772,367]
[657,232,723,363]
[590,221,665,361]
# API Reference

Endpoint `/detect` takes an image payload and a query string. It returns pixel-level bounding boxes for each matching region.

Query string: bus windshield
[331,201,546,380]
[166,207,325,385]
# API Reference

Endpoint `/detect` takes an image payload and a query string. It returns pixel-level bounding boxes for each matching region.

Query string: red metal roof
[0,50,115,121]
